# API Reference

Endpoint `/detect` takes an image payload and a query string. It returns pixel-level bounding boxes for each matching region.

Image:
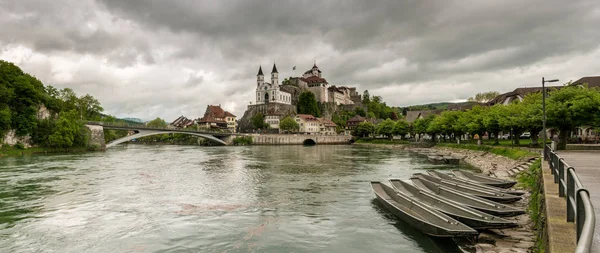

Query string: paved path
[555,150,600,251]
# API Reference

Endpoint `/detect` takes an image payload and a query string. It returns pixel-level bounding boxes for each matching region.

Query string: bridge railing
[544,145,596,253]
[86,121,234,134]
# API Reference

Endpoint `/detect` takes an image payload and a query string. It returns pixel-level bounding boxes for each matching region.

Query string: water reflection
[0,145,468,253]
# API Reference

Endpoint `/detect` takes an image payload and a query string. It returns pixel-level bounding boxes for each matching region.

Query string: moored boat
[371,181,478,237]
[413,173,521,203]
[410,177,525,217]
[427,170,524,196]
[389,179,518,229]
[452,170,516,189]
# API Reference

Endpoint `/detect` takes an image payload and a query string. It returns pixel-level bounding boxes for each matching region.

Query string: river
[0,145,467,253]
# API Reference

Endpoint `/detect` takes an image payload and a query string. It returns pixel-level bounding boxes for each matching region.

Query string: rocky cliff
[238,103,297,133]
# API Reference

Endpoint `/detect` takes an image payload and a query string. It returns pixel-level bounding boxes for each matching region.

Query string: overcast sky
[1,0,599,121]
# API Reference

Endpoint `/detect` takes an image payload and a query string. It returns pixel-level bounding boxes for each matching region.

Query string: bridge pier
[85,124,106,150]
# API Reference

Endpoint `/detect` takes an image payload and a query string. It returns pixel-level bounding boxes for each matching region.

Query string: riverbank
[0,145,93,157]
[356,142,541,252]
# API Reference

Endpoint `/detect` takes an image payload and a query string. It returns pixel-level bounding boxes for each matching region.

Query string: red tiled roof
[204,105,236,119]
[347,115,366,123]
[296,114,319,121]
[197,115,225,124]
[317,118,337,127]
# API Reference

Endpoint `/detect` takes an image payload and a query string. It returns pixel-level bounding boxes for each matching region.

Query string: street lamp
[542,77,559,158]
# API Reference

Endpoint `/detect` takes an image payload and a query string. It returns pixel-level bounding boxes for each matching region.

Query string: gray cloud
[1,0,599,121]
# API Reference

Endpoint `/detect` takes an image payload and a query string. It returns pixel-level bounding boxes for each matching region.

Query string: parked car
[519,132,531,139]
[499,134,510,140]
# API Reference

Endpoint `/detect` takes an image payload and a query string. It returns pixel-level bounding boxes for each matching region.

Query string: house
[170,115,195,129]
[487,87,562,106]
[447,102,486,111]
[572,76,600,88]
[317,118,337,135]
[404,110,443,124]
[264,113,282,130]
[197,105,237,132]
[346,115,367,130]
[295,114,320,134]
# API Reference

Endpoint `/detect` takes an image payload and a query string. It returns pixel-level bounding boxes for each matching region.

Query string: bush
[232,136,253,145]
[14,142,25,150]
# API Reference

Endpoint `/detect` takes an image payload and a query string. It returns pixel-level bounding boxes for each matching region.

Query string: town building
[317,118,337,135]
[197,105,237,132]
[295,114,320,134]
[170,116,195,129]
[264,113,282,130]
[346,115,367,130]
[287,62,359,105]
[256,64,292,105]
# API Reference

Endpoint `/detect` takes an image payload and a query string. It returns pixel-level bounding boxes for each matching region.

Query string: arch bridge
[85,121,234,148]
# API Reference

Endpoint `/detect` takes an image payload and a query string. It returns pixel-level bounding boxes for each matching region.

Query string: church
[255,63,292,105]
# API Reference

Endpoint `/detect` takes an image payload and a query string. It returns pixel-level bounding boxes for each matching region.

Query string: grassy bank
[517,159,546,253]
[435,143,538,160]
[0,145,92,157]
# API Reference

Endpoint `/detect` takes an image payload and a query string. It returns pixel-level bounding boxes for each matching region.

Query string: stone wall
[85,125,106,149]
[249,134,352,145]
[279,84,305,106]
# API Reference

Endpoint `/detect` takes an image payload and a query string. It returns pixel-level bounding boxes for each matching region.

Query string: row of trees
[407,85,600,149]
[352,85,600,150]
[1,60,106,149]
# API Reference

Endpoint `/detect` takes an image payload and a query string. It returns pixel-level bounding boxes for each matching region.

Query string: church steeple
[257,66,264,76]
[257,65,264,87]
[271,62,279,85]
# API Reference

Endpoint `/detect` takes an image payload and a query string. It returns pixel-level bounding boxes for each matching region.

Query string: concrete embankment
[249,134,352,145]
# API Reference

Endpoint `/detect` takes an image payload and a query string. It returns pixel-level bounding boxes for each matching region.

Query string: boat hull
[371,182,478,237]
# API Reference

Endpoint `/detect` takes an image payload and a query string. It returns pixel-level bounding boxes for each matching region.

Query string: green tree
[251,113,268,130]
[147,117,168,128]
[393,120,410,138]
[463,106,487,145]
[413,115,435,141]
[78,94,104,120]
[467,91,500,103]
[297,92,320,117]
[376,119,396,140]
[520,93,544,146]
[279,116,299,132]
[483,105,504,145]
[354,122,375,137]
[546,86,600,149]
[48,110,81,148]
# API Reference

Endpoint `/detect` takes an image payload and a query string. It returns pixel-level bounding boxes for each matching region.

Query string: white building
[295,114,320,134]
[255,64,292,105]
[264,113,281,129]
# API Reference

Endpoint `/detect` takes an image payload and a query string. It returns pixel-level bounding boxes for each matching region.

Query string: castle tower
[312,61,320,77]
[271,63,279,85]
[257,65,264,87]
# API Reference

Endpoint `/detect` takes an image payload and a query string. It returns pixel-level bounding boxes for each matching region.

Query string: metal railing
[544,145,596,253]
[85,121,235,135]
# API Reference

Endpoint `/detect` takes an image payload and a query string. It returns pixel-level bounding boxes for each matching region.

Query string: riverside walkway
[556,150,600,252]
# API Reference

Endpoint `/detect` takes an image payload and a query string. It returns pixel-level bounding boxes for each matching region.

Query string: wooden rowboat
[371,181,478,237]
[389,179,518,229]
[410,177,525,217]
[413,173,521,203]
[452,170,516,189]
[427,170,524,196]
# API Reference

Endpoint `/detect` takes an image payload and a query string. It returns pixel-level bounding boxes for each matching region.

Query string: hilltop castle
[254,62,360,106]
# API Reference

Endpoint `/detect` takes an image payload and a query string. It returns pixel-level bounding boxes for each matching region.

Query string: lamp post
[542,77,559,158]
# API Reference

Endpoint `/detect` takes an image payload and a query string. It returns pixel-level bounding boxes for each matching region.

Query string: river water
[0,145,466,253]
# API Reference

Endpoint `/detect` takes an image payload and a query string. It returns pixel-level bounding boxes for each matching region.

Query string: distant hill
[395,102,452,112]
[120,117,144,123]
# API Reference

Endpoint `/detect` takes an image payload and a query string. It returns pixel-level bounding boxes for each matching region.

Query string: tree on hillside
[546,86,600,149]
[376,119,396,140]
[78,94,104,120]
[251,113,269,130]
[362,90,370,104]
[467,91,500,103]
[279,116,299,132]
[297,92,320,117]
[48,110,82,148]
